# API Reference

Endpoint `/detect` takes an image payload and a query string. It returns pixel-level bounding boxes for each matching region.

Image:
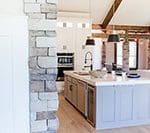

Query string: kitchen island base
[64,71,150,130]
[96,84,150,130]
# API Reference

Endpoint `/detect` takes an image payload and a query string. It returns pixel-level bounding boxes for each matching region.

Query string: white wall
[93,38,102,69]
[0,16,29,133]
[0,0,24,16]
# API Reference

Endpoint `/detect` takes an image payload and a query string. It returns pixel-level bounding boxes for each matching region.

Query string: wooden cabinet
[87,85,96,126]
[64,76,78,107]
[67,81,73,103]
[64,75,68,98]
[64,75,88,115]
[71,83,78,107]
[64,75,96,126]
[77,80,87,115]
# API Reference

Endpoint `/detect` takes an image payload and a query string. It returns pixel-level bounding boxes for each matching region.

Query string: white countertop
[64,70,150,86]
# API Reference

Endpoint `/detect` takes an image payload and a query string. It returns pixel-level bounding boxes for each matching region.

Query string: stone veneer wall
[24,0,59,132]
[101,41,106,66]
[147,39,150,69]
[122,39,129,72]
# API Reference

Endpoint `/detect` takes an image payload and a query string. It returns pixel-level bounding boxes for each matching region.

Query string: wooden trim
[101,0,122,29]
[92,24,150,31]
[92,33,150,39]
[92,24,102,29]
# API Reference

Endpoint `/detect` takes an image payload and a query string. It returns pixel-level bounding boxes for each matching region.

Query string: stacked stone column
[24,0,59,132]
[148,39,150,69]
[101,41,106,67]
[123,31,129,72]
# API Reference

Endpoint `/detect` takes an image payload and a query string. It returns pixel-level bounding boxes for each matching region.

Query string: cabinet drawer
[72,78,78,84]
[67,76,72,82]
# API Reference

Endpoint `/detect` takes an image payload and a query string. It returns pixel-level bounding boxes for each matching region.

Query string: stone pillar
[122,30,129,72]
[101,41,106,67]
[24,0,59,132]
[147,39,150,69]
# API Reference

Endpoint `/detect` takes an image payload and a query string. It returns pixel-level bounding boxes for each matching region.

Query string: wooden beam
[101,0,122,29]
[92,24,150,31]
[107,25,150,31]
[92,33,150,39]
[92,24,102,29]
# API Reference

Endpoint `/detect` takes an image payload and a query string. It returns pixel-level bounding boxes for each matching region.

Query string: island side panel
[96,86,116,129]
[96,84,150,130]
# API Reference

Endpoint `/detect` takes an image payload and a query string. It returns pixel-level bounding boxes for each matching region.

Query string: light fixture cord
[89,0,91,23]
[89,0,92,38]
[113,0,115,32]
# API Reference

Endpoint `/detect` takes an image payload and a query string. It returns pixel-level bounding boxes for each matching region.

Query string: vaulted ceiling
[58,0,150,26]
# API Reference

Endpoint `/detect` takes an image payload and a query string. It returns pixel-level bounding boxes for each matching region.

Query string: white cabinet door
[117,86,133,121]
[57,28,65,52]
[65,28,75,53]
[101,86,116,122]
[57,27,75,53]
[0,17,29,133]
[133,85,150,120]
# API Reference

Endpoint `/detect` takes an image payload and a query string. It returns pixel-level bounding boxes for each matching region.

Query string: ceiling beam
[92,33,150,39]
[101,0,122,29]
[92,24,150,31]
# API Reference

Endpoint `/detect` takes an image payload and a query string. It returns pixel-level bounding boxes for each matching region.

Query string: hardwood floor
[56,93,150,133]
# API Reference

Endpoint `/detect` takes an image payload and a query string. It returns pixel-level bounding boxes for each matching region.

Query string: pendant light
[107,0,120,43]
[85,36,95,45]
[107,30,120,42]
[85,0,95,45]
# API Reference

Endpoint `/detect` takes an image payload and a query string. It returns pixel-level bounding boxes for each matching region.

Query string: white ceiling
[58,0,150,26]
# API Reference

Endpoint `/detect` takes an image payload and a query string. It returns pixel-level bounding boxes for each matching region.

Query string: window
[116,41,138,69]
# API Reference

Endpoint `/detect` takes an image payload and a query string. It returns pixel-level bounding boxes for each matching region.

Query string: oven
[57,53,74,81]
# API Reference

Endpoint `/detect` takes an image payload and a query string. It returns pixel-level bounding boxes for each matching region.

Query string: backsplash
[24,0,59,132]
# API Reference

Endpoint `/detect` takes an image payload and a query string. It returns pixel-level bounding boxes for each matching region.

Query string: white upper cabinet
[57,21,76,53]
[57,15,91,53]
[57,13,91,70]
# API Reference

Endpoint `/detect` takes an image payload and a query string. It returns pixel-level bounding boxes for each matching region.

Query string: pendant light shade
[85,36,95,45]
[107,34,120,43]
[107,0,120,43]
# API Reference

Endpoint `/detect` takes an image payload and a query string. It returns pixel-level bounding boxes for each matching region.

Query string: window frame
[114,39,139,70]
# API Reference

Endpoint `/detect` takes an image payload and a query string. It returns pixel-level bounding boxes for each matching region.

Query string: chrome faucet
[84,51,93,71]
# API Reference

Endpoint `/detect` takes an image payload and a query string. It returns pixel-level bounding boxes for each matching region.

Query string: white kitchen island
[64,70,150,130]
